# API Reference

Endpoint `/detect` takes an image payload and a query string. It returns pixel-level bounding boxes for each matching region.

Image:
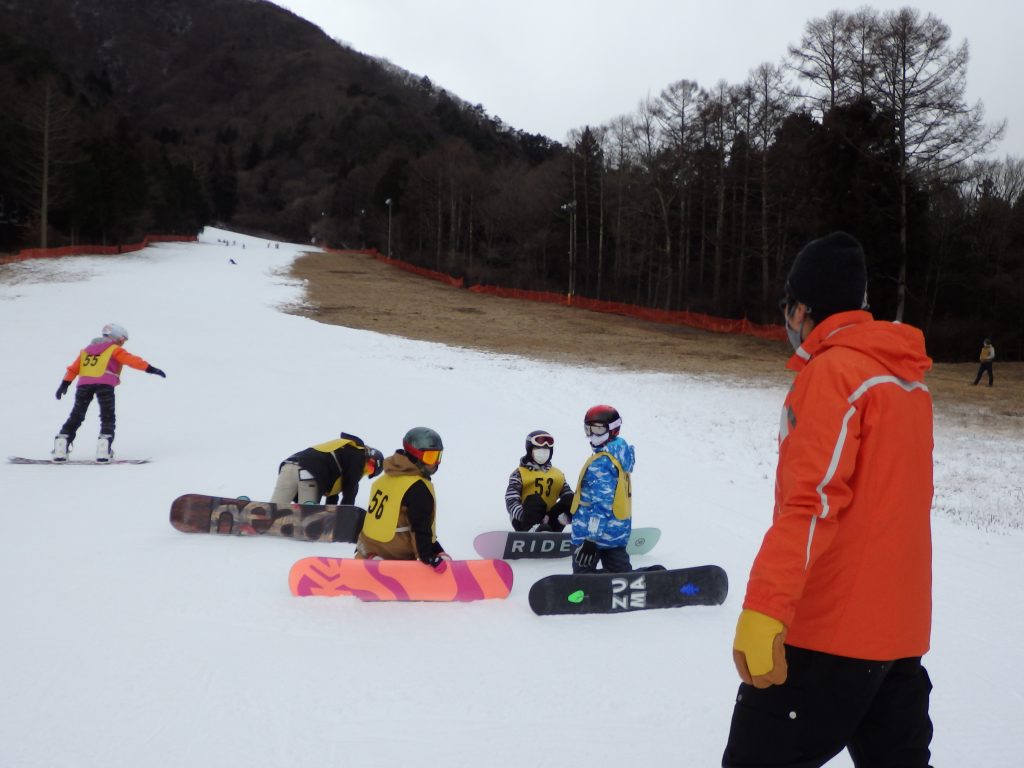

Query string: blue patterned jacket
[570,436,635,548]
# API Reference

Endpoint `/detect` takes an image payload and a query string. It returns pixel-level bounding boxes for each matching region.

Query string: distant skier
[504,429,574,532]
[269,433,384,507]
[972,337,995,386]
[568,405,635,573]
[355,427,450,567]
[53,323,166,462]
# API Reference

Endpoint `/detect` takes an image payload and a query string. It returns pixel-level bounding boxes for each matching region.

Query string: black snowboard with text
[528,564,728,615]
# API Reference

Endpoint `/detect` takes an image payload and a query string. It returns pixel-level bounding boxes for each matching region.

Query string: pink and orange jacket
[63,339,152,388]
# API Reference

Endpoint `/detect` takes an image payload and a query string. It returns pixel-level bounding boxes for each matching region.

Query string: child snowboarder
[569,405,636,573]
[269,433,384,507]
[504,429,574,532]
[355,427,450,567]
[53,323,166,462]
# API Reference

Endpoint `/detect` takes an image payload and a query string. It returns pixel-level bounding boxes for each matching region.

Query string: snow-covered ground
[1,228,1020,767]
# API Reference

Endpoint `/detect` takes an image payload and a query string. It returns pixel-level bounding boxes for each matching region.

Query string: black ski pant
[60,384,116,444]
[972,361,993,386]
[722,646,933,768]
[571,544,631,574]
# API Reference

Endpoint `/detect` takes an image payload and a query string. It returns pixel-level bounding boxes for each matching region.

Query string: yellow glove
[732,609,788,688]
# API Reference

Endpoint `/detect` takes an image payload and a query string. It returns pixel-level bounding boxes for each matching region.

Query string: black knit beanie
[785,231,867,319]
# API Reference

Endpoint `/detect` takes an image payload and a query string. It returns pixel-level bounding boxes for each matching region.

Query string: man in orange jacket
[723,232,935,767]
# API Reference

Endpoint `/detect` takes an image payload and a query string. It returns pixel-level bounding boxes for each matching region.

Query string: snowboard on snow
[289,557,514,602]
[528,564,728,615]
[169,493,365,543]
[473,527,661,560]
[8,456,150,465]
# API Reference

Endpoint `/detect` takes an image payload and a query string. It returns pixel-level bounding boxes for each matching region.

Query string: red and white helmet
[583,405,621,447]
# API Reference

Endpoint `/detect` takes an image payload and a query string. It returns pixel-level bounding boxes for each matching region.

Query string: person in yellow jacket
[972,337,995,386]
[724,232,935,767]
[355,427,450,567]
[269,432,383,507]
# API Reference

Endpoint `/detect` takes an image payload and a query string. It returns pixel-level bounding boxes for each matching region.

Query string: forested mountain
[0,0,558,248]
[1,1,1021,359]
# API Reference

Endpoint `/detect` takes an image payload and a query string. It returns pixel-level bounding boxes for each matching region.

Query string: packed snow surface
[1,229,1020,766]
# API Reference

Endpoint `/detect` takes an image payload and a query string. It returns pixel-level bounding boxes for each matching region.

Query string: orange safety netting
[327,248,787,343]
[1,234,198,264]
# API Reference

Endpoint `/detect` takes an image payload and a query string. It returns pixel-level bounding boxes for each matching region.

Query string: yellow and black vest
[570,452,632,520]
[362,473,436,542]
[517,466,566,511]
[309,437,360,497]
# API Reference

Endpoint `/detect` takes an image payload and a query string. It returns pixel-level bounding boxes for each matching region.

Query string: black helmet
[402,427,444,475]
[525,429,555,465]
[364,446,384,479]
[584,405,622,447]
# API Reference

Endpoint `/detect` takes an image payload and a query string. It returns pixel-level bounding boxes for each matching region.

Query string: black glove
[421,553,444,570]
[146,365,166,378]
[55,380,71,400]
[573,539,598,569]
[521,494,547,527]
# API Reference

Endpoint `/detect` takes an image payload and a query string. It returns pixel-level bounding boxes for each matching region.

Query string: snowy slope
[1,229,1020,767]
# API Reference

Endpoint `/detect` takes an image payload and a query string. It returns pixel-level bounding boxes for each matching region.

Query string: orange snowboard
[288,557,514,602]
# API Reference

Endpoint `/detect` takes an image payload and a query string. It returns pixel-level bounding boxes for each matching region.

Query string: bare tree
[655,79,700,306]
[787,10,852,116]
[705,80,735,308]
[12,78,79,248]
[845,6,881,100]
[749,62,792,304]
[630,97,675,305]
[869,7,1005,319]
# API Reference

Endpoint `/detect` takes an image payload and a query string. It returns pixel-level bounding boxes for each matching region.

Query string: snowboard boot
[52,434,70,463]
[96,434,114,463]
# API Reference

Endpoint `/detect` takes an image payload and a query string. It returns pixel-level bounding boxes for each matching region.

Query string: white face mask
[588,433,610,448]
[784,303,806,352]
[531,447,551,465]
[786,322,804,352]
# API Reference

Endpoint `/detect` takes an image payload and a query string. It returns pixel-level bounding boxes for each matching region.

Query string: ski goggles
[418,448,443,466]
[584,423,609,437]
[528,433,555,447]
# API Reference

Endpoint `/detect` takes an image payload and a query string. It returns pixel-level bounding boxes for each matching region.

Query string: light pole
[385,198,392,258]
[561,200,577,302]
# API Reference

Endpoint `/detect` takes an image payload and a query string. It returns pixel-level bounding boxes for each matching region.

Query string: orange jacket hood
[789,310,932,383]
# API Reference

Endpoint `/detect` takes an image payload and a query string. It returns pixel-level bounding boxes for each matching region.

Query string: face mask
[786,322,804,352]
[531,447,551,465]
[783,302,806,352]
[588,433,610,448]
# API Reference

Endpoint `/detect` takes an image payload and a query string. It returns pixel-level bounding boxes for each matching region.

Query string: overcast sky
[278,0,1021,158]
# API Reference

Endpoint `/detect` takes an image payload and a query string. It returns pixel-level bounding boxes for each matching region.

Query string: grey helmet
[102,323,129,343]
[402,427,444,475]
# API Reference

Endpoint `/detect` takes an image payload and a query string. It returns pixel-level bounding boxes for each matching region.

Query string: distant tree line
[1,4,1020,361]
[0,34,210,251]
[380,7,1019,360]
